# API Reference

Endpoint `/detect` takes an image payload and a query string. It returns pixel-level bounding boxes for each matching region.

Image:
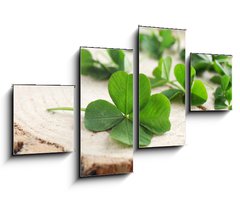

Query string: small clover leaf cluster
[150,57,208,106]
[81,48,131,80]
[191,54,232,78]
[139,29,176,60]
[191,53,232,110]
[214,75,232,110]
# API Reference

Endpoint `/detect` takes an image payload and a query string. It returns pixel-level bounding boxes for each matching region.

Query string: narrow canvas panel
[80,47,133,177]
[138,25,186,148]
[13,85,74,155]
[189,53,232,111]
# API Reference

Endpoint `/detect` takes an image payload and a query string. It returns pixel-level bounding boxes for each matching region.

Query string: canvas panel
[13,85,74,155]
[138,26,186,148]
[189,53,232,111]
[80,47,133,177]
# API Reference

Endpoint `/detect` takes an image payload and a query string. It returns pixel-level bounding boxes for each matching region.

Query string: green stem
[228,105,232,110]
[204,81,214,90]
[151,80,167,88]
[226,97,232,108]
[47,107,86,112]
[94,60,111,73]
[47,107,74,112]
[168,80,185,92]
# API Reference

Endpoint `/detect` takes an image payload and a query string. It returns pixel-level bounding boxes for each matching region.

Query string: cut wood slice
[80,49,133,177]
[13,85,74,155]
[80,113,133,176]
[81,155,133,176]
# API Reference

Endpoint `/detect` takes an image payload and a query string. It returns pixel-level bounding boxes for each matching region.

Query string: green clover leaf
[174,64,185,89]
[139,93,171,135]
[191,80,208,106]
[110,119,133,146]
[108,71,133,115]
[84,100,124,131]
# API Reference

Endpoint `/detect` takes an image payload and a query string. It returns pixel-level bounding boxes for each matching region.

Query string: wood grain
[13,85,74,155]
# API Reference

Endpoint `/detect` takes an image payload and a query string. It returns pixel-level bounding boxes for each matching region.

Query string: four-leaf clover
[84,71,172,147]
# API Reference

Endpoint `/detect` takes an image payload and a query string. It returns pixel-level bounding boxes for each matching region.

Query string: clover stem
[204,81,214,90]
[47,107,86,112]
[95,60,111,73]
[168,81,185,92]
[226,98,232,109]
[47,107,74,112]
[125,114,130,120]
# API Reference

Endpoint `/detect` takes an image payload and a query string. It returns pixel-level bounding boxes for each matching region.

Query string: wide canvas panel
[13,85,74,155]
[80,47,133,177]
[189,53,232,111]
[138,26,186,148]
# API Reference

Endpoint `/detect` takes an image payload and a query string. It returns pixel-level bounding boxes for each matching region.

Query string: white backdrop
[0,0,240,199]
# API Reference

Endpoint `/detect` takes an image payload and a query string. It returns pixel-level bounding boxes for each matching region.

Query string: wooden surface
[13,85,74,155]
[80,49,133,176]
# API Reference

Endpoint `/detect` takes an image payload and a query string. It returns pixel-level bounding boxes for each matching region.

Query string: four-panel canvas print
[11,25,233,178]
[189,53,232,111]
[138,26,186,148]
[80,47,133,177]
[13,85,74,155]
